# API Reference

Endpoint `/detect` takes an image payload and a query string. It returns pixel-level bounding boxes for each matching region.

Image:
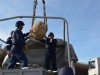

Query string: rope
[42,0,48,32]
[32,0,38,27]
[31,0,48,34]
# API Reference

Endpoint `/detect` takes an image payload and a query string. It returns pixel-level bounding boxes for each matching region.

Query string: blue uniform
[41,38,57,71]
[7,28,29,69]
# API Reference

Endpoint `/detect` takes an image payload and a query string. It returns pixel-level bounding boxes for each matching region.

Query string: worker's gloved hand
[26,29,32,35]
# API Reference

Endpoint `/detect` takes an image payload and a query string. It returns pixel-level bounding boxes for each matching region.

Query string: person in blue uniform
[2,31,14,69]
[40,32,57,73]
[5,30,14,56]
[59,66,74,75]
[7,21,30,69]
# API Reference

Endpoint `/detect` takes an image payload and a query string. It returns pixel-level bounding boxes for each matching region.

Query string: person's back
[59,66,74,75]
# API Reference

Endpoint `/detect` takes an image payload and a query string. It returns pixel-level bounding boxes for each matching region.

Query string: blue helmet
[59,66,74,75]
[15,21,25,27]
[48,32,54,37]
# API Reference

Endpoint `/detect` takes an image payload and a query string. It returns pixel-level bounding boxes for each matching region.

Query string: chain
[32,0,48,32]
[42,0,45,4]
[42,0,48,31]
[32,0,38,26]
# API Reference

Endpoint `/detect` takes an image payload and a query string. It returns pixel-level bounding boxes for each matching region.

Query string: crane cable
[31,0,48,30]
[42,0,48,32]
[30,0,48,38]
[31,0,38,27]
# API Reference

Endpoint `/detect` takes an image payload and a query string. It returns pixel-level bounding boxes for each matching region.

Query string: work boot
[52,71,58,75]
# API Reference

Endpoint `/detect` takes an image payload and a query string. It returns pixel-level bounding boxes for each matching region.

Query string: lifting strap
[32,0,38,27]
[42,0,48,31]
[31,0,48,31]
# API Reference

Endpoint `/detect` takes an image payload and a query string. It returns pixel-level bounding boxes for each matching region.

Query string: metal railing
[0,15,71,67]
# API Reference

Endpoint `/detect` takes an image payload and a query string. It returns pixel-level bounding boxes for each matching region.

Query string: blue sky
[0,0,100,63]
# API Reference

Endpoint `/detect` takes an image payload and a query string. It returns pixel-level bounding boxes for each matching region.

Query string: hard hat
[15,21,25,27]
[59,66,74,75]
[48,32,54,37]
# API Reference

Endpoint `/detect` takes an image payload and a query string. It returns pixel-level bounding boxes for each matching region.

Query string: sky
[0,0,100,64]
